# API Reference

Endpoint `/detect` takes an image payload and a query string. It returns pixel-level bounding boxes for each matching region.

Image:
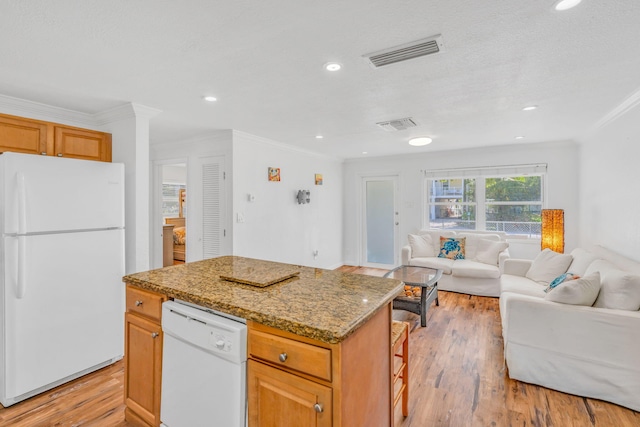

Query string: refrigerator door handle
[17,171,27,235]
[17,235,26,299]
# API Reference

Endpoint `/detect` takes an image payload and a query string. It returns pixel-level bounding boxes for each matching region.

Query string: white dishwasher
[160,300,247,427]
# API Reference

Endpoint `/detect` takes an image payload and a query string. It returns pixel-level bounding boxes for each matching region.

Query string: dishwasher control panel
[161,301,247,364]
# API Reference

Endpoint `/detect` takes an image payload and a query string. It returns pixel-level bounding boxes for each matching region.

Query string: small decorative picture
[268,167,281,182]
[315,174,323,185]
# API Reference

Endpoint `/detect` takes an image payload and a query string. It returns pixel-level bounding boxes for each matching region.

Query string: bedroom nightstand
[163,224,174,267]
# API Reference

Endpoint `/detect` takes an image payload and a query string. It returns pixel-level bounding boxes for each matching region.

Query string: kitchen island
[122,256,403,427]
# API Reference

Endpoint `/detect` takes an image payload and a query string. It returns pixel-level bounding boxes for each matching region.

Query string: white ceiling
[2,1,640,159]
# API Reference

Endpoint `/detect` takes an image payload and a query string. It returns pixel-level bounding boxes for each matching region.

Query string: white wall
[232,131,344,269]
[342,141,579,265]
[578,100,640,258]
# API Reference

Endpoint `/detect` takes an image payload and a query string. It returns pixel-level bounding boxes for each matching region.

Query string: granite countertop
[123,256,402,344]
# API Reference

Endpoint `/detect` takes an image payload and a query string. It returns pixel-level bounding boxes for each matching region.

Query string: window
[425,164,545,237]
[162,183,186,220]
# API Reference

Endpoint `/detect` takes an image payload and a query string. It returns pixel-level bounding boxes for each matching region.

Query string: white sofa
[401,229,510,297]
[499,245,640,411]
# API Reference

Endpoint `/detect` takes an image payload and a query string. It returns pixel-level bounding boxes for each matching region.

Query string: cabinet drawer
[126,286,166,322]
[248,329,332,381]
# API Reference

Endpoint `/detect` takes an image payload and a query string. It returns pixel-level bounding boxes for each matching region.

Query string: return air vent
[364,35,444,68]
[376,117,418,132]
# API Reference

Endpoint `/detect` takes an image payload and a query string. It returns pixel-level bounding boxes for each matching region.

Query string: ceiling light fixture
[362,151,368,154]
[324,62,342,71]
[515,136,525,140]
[408,137,433,146]
[522,105,538,111]
[315,135,324,139]
[203,95,217,102]
[553,0,582,11]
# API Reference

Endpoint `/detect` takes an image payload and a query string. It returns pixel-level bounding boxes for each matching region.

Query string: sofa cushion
[544,272,601,306]
[451,260,500,279]
[593,269,640,311]
[475,239,509,266]
[566,248,599,276]
[408,234,435,258]
[585,259,617,276]
[438,237,466,260]
[457,233,501,259]
[500,274,547,297]
[525,249,573,284]
[418,230,456,255]
[410,257,454,274]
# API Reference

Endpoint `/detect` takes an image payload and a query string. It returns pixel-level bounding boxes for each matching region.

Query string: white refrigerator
[0,152,125,407]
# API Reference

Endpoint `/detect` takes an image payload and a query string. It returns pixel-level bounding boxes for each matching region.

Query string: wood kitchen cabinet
[0,112,112,162]
[247,304,392,427]
[124,285,167,427]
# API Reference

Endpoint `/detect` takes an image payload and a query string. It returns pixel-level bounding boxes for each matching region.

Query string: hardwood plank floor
[0,265,637,426]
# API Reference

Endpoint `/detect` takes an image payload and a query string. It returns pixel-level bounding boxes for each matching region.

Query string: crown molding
[0,93,96,128]
[94,102,162,125]
[586,86,640,137]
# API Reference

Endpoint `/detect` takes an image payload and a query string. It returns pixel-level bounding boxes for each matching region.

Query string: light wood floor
[0,266,638,426]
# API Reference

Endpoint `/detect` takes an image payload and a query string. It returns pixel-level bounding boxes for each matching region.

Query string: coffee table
[384,265,442,327]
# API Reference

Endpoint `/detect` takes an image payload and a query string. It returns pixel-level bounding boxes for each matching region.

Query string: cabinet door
[0,114,48,155]
[248,360,332,427]
[54,125,112,162]
[124,312,163,427]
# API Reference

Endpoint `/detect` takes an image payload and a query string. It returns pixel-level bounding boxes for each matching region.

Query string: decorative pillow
[408,234,434,258]
[544,273,579,293]
[544,272,601,306]
[525,249,573,284]
[593,269,640,311]
[173,227,186,245]
[438,237,466,260]
[475,239,509,266]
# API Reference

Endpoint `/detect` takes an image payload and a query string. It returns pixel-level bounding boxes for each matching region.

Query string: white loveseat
[499,245,640,411]
[401,229,510,297]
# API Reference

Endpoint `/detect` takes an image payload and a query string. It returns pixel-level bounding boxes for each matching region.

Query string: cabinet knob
[314,403,323,413]
[41,152,47,155]
[135,300,143,306]
[278,352,288,363]
[151,332,159,338]
[57,153,63,157]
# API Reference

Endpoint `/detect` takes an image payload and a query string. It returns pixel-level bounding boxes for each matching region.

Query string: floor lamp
[541,209,564,253]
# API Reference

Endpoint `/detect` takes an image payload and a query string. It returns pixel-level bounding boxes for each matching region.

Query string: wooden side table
[163,224,174,267]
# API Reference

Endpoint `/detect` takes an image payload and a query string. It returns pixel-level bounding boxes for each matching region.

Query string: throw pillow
[593,269,640,311]
[408,234,434,258]
[475,239,509,266]
[438,237,466,260]
[525,249,573,284]
[544,273,579,293]
[544,272,601,306]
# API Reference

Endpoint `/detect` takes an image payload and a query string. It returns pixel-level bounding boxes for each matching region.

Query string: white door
[189,156,226,261]
[1,152,124,233]
[361,176,399,268]
[2,229,124,402]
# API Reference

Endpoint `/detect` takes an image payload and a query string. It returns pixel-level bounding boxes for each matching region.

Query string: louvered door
[202,160,223,258]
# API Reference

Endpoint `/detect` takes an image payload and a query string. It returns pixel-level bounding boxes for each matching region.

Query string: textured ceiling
[1,0,640,158]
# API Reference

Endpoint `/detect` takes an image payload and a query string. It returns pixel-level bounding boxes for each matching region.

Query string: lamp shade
[541,209,564,253]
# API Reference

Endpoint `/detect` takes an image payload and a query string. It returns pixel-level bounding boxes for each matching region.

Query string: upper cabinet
[54,125,112,162]
[0,113,112,162]
[0,114,48,155]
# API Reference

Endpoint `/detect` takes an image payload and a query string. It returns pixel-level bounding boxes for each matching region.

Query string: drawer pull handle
[57,153,63,157]
[135,300,143,306]
[278,352,288,363]
[151,332,159,338]
[314,403,323,413]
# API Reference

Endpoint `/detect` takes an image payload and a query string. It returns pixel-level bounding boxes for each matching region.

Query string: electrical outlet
[236,212,245,223]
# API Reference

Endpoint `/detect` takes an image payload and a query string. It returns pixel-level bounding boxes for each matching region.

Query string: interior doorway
[361,175,399,268]
[161,163,187,266]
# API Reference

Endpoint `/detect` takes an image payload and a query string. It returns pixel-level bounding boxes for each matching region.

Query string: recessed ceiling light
[409,137,433,146]
[515,136,525,140]
[362,151,368,154]
[522,105,538,111]
[315,135,324,139]
[554,0,582,11]
[203,95,217,102]
[324,62,342,71]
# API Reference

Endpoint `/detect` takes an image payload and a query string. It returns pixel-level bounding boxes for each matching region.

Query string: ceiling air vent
[376,117,418,132]
[364,35,445,68]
